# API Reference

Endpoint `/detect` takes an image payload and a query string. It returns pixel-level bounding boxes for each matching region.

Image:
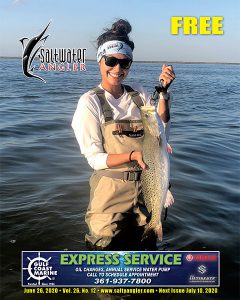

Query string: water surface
[0,59,239,300]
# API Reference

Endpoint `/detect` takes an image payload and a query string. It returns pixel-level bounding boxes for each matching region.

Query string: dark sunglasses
[103,55,132,69]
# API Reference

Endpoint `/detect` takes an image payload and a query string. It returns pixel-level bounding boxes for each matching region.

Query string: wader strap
[92,85,144,122]
[123,85,145,109]
[96,170,142,181]
[92,87,113,122]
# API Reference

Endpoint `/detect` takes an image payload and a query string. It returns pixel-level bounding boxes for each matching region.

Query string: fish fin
[142,223,163,241]
[19,38,29,49]
[167,143,173,154]
[164,189,175,208]
[154,223,163,241]
[40,34,49,43]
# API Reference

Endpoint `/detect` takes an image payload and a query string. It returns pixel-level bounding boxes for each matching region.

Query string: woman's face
[99,53,131,87]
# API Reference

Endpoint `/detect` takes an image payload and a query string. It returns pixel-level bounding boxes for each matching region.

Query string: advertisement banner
[22,251,220,287]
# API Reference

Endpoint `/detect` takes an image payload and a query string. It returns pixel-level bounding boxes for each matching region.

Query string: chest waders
[85,85,155,250]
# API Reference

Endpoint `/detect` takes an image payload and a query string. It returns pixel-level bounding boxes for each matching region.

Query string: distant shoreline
[1,56,239,65]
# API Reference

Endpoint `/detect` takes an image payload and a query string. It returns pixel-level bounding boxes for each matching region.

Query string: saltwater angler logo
[20,22,50,83]
[20,21,86,83]
[22,252,58,286]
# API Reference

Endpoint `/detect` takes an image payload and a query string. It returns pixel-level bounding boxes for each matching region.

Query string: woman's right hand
[131,151,146,170]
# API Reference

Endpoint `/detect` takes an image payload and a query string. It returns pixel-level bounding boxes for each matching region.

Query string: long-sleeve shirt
[72,83,171,170]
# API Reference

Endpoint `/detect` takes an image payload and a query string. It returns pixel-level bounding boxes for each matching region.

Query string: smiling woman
[71,19,175,251]
[96,20,134,99]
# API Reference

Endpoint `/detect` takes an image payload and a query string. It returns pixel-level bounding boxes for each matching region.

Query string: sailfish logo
[19,22,51,83]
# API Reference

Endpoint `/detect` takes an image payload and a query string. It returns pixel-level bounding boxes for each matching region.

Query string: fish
[140,105,170,241]
[19,21,51,83]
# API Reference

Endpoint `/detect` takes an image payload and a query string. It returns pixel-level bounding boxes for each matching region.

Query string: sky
[0,0,239,63]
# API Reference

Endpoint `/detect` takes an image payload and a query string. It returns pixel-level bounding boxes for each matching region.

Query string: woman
[72,19,175,250]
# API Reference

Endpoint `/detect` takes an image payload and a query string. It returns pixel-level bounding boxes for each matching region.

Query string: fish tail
[141,223,152,241]
[141,222,161,241]
[141,222,163,242]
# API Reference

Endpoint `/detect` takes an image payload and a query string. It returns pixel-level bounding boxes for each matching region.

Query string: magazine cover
[0,0,239,299]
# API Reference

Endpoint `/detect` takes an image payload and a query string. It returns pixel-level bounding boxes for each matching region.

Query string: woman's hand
[106,151,146,169]
[159,64,176,90]
[131,151,146,170]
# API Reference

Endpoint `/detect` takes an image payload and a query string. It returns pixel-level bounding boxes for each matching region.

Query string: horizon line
[0,56,239,65]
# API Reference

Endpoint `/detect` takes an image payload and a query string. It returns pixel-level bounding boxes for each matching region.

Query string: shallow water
[0,59,239,300]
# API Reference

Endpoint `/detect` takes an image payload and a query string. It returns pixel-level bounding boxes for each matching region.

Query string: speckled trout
[140,106,170,241]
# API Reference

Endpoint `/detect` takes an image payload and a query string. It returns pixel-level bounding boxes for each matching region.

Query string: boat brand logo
[185,254,217,262]
[22,252,58,286]
[189,274,217,284]
[186,254,193,261]
[188,264,217,284]
[19,21,87,83]
[198,265,207,274]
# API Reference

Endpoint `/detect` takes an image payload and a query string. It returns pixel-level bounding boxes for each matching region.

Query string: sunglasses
[103,55,132,69]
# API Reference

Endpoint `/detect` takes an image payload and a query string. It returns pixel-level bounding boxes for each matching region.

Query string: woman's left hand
[159,64,176,90]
